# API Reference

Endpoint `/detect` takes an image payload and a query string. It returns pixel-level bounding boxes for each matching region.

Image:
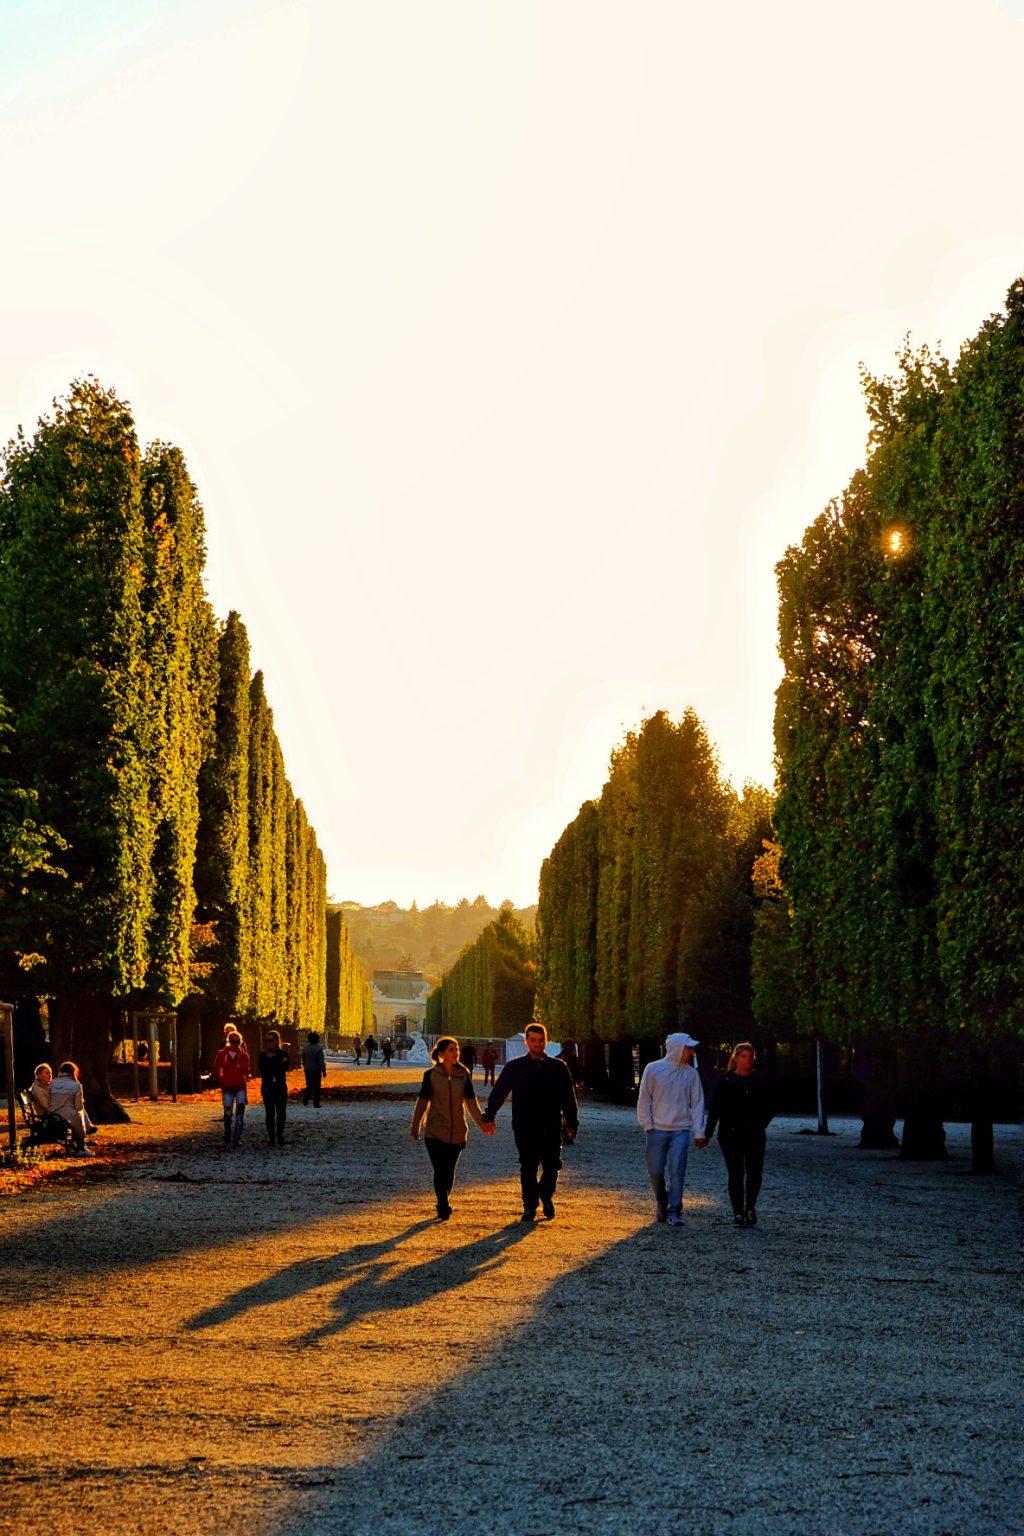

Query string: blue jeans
[645,1128,691,1217]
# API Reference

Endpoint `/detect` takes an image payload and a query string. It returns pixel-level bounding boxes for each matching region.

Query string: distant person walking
[481,1042,498,1087]
[301,1030,327,1106]
[411,1037,494,1220]
[705,1042,773,1226]
[636,1033,706,1226]
[483,1022,579,1221]
[257,1029,290,1147]
[381,1036,393,1067]
[213,1030,250,1148]
[353,1037,362,1065]
[364,1034,377,1066]
[459,1041,477,1075]
[558,1036,582,1086]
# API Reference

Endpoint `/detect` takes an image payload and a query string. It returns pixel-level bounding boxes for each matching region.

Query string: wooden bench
[17,1091,77,1154]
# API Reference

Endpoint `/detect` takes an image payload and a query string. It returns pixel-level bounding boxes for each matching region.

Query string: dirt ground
[0,1063,1020,1536]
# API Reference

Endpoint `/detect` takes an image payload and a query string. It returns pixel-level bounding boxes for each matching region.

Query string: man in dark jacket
[301,1030,327,1106]
[482,1022,579,1221]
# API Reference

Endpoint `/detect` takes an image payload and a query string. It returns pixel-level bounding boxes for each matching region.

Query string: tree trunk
[176,995,202,1093]
[12,996,47,1090]
[855,1039,900,1149]
[968,1044,995,1175]
[899,1040,946,1160]
[607,1038,636,1101]
[49,993,131,1123]
[200,1005,230,1071]
[581,1032,609,1094]
[815,1038,830,1134]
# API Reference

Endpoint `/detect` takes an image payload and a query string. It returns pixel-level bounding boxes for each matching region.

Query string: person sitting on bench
[46,1061,94,1156]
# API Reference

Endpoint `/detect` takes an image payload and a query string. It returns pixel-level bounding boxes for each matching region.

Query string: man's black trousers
[513,1127,562,1212]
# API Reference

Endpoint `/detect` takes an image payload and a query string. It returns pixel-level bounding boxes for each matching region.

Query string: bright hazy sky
[2,1,1023,908]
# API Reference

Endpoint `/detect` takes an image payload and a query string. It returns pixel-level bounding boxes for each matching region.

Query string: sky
[2,0,1023,909]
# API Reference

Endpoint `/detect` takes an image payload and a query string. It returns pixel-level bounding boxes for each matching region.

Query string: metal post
[148,1014,159,1102]
[1,1003,15,1153]
[131,1012,141,1103]
[170,1014,178,1104]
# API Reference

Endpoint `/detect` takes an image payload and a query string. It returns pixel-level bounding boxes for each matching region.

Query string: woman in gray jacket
[410,1037,493,1219]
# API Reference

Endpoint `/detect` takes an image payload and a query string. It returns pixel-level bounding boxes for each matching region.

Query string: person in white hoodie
[636,1033,706,1226]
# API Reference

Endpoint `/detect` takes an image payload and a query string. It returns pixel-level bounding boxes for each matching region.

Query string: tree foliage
[0,381,334,1104]
[436,906,537,1037]
[0,380,154,998]
[538,710,766,1052]
[325,906,373,1040]
[774,279,1024,1062]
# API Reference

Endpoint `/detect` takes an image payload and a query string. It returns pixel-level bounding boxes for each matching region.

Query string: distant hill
[334,897,537,982]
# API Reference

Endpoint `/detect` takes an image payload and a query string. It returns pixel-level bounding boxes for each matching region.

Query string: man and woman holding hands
[411,1020,772,1227]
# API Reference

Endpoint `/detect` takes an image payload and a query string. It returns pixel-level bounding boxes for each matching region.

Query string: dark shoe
[734,1212,746,1227]
[745,1208,757,1225]
[541,1198,555,1220]
[520,1209,536,1223]
[277,1138,286,1147]
[669,1214,683,1227]
[437,1204,451,1221]
[655,1200,668,1224]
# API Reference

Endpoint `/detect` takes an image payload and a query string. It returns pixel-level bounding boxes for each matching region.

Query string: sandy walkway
[0,1066,1020,1535]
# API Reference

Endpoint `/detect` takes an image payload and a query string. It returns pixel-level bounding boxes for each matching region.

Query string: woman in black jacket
[257,1029,291,1147]
[705,1042,773,1226]
[410,1037,492,1219]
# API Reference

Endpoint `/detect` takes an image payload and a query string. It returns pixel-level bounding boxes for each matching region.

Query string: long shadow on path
[249,1144,1022,1536]
[185,1218,536,1341]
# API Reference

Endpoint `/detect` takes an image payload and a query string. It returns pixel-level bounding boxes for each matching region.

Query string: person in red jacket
[213,1029,251,1148]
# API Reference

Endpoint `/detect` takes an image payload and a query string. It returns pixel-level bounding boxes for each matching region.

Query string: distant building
[371,969,432,1035]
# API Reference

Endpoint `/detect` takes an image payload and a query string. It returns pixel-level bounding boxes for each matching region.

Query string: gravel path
[0,1066,1020,1536]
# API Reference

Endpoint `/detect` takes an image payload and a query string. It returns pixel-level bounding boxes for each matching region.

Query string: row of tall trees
[188,614,328,1073]
[536,709,772,1092]
[0,380,350,1110]
[425,906,536,1038]
[771,279,1024,1166]
[325,906,374,1045]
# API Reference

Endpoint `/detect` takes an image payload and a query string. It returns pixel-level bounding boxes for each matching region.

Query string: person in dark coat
[482,1022,579,1222]
[257,1029,290,1147]
[704,1041,773,1226]
[364,1034,377,1065]
[301,1030,327,1106]
[558,1036,582,1085]
[381,1036,393,1067]
[481,1041,498,1086]
[459,1041,477,1074]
